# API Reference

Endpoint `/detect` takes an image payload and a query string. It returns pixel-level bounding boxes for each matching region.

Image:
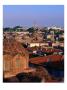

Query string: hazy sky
[3,5,64,28]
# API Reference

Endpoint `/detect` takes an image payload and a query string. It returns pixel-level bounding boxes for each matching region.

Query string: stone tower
[3,38,29,78]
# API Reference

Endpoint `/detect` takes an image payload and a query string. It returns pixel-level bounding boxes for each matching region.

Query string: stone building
[3,38,29,78]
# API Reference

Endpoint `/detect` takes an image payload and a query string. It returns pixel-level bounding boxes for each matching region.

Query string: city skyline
[3,5,64,28]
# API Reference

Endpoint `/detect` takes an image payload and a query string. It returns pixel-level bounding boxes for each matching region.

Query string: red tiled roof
[42,48,62,53]
[27,47,62,53]
[30,56,48,64]
[61,55,64,60]
[29,55,63,64]
[48,55,62,62]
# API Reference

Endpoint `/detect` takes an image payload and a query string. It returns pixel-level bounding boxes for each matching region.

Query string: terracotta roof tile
[30,55,63,64]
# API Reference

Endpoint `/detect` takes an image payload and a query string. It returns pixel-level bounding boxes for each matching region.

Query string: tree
[59,38,64,41]
[3,27,13,32]
[27,27,35,33]
[13,26,23,32]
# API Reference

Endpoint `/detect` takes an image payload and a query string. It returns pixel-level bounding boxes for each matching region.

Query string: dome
[3,38,29,57]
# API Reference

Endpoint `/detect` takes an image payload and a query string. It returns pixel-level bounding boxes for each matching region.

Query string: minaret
[51,31,54,42]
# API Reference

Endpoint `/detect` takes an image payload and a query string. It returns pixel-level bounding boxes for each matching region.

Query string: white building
[48,26,62,30]
[29,42,48,47]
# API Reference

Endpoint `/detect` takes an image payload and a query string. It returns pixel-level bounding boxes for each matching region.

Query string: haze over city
[3,5,64,83]
[3,5,64,28]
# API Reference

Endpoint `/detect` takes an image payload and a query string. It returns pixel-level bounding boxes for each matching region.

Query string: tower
[51,31,54,42]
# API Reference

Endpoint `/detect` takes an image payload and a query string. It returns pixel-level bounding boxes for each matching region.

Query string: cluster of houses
[3,26,64,47]
[3,26,64,82]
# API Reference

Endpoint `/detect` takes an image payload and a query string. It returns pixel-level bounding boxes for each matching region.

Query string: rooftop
[3,38,28,56]
[30,55,63,64]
